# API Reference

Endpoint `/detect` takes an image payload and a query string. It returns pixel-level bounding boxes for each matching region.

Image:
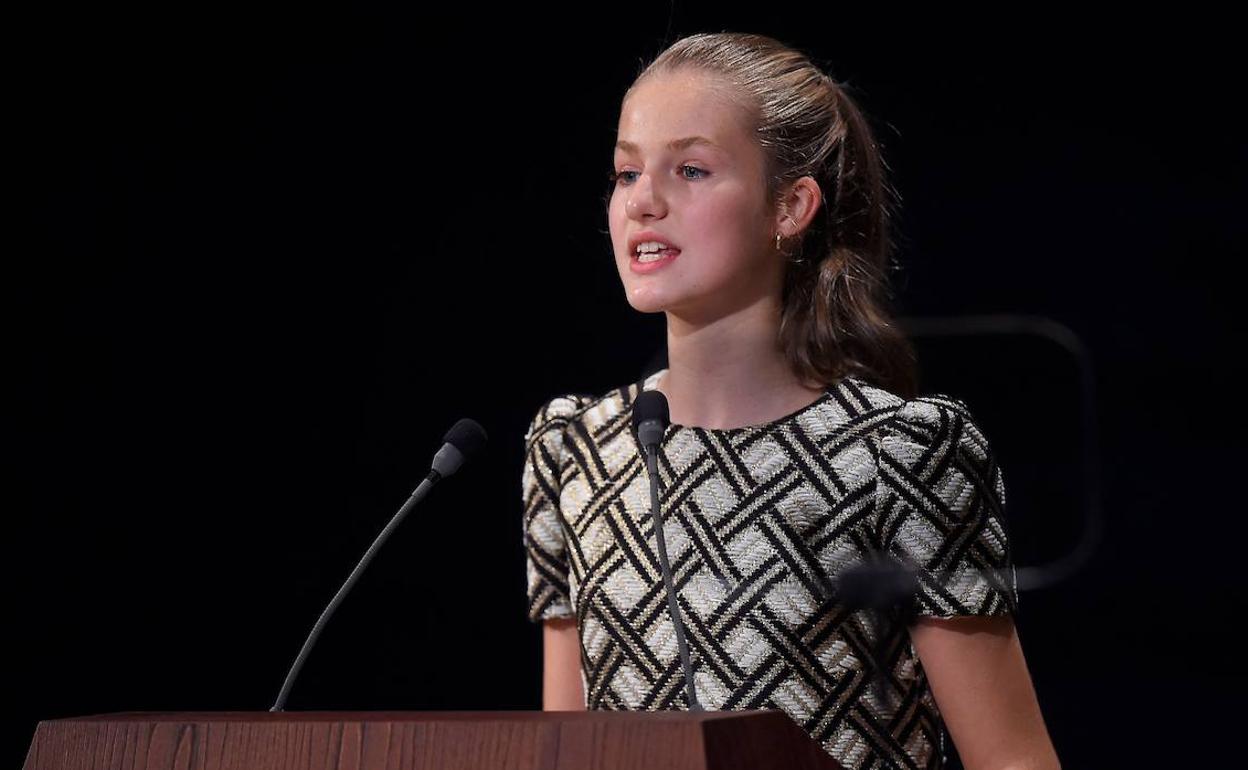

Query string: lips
[628,232,680,255]
[629,247,680,274]
[632,246,681,260]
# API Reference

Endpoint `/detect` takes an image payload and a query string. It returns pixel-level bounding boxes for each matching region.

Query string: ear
[775,176,822,238]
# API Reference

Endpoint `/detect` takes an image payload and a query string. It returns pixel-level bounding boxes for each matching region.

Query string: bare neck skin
[656,297,826,431]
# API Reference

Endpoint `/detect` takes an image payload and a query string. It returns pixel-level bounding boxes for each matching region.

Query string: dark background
[11,6,1243,767]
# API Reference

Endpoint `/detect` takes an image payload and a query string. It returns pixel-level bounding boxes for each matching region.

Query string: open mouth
[634,247,681,263]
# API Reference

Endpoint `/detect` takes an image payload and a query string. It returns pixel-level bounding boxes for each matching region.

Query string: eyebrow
[614,136,725,154]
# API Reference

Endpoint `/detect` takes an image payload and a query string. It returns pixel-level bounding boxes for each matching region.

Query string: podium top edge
[45,710,785,724]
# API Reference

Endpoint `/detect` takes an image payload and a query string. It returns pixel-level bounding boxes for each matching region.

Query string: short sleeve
[521,394,588,624]
[871,396,1019,619]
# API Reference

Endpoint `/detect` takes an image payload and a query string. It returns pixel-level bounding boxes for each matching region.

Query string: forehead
[614,71,751,155]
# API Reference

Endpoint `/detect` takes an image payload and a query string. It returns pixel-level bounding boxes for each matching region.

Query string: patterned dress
[521,368,1018,769]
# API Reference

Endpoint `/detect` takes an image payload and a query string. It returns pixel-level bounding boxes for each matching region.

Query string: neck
[659,299,826,430]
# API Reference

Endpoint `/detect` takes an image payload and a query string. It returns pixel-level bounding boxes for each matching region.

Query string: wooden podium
[23,710,844,769]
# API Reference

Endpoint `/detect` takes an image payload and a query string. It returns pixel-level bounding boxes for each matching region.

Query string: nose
[625,170,667,220]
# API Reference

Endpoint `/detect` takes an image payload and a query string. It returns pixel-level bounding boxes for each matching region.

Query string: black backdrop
[11,6,1244,767]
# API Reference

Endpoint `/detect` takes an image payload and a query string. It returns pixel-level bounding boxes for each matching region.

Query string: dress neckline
[638,367,848,435]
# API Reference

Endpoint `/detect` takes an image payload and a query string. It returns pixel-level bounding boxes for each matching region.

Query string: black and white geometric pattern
[522,368,1018,770]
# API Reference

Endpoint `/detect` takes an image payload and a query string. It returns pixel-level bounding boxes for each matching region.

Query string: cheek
[608,200,637,264]
[607,196,626,246]
[689,195,760,251]
[708,192,763,249]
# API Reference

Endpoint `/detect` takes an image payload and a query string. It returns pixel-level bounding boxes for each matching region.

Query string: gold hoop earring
[778,215,803,260]
[776,215,799,250]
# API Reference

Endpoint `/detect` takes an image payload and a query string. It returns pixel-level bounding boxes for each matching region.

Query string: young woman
[522,32,1060,770]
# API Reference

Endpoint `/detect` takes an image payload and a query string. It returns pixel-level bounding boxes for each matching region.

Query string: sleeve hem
[528,601,576,624]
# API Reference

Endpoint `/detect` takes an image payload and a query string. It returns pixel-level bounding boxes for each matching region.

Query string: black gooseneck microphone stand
[632,389,703,711]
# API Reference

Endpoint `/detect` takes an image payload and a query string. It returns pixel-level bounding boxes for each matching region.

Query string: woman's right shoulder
[523,370,654,448]
[523,391,602,446]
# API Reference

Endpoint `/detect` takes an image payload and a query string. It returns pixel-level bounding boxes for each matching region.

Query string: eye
[608,165,710,187]
[607,169,639,186]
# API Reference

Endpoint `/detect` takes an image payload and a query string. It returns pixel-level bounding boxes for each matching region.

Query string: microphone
[837,553,1075,608]
[632,389,703,711]
[269,418,488,712]
[833,554,1027,717]
[834,554,921,610]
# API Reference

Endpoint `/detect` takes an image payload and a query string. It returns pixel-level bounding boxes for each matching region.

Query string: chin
[623,290,670,315]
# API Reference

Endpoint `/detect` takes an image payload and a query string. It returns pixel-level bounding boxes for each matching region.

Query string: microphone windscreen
[632,388,670,434]
[836,557,918,609]
[442,418,488,459]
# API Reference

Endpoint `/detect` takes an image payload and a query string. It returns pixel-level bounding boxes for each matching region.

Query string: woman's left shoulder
[861,384,997,460]
[867,391,1017,617]
[841,377,993,450]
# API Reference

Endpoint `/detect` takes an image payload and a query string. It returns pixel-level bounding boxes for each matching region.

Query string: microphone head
[632,388,670,450]
[632,388,670,431]
[836,556,919,609]
[442,418,488,461]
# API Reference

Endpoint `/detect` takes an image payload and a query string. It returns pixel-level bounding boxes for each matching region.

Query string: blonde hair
[628,32,918,397]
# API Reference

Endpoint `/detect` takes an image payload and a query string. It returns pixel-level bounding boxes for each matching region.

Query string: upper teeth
[635,241,672,253]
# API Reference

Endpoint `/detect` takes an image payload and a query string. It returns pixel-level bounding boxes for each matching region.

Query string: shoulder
[883,394,994,463]
[524,393,596,438]
[521,386,629,481]
[843,372,979,437]
[879,394,984,442]
[849,379,998,472]
[523,392,599,452]
[524,371,656,442]
[866,391,1006,521]
[523,379,638,449]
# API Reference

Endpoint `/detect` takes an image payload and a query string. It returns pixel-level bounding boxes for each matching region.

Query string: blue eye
[608,165,709,186]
